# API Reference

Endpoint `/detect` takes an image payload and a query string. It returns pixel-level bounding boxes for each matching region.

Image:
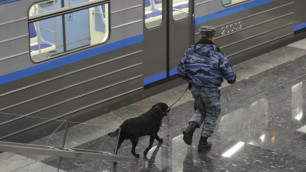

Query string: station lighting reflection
[260,134,265,142]
[292,82,303,121]
[221,141,245,158]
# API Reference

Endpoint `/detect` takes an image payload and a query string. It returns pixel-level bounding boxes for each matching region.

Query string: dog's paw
[157,138,163,143]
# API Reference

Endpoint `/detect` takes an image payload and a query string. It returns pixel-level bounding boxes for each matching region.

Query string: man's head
[199,26,215,41]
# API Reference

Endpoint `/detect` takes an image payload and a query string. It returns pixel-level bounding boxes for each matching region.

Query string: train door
[143,0,193,86]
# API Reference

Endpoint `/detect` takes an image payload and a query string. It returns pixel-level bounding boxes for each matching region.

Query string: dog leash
[169,86,189,109]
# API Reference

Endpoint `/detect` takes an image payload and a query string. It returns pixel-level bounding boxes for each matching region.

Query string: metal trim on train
[194,0,276,25]
[1,0,305,86]
[0,35,143,85]
[0,0,305,85]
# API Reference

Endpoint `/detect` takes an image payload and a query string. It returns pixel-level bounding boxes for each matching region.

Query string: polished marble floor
[2,39,306,171]
[54,39,306,172]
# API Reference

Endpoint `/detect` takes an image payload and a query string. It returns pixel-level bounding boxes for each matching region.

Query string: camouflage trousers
[189,87,221,138]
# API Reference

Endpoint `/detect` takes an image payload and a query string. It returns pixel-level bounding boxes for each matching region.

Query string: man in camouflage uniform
[178,26,238,152]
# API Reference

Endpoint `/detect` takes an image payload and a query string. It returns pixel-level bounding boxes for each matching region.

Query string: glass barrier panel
[0,141,62,172]
[0,112,68,171]
[64,121,119,154]
[0,112,66,146]
[11,154,62,172]
[43,120,69,149]
[0,113,132,171]
[20,121,69,172]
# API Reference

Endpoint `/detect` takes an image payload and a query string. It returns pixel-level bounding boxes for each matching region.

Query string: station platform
[1,38,306,171]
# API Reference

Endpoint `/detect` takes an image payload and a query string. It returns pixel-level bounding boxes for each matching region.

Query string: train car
[0,0,305,142]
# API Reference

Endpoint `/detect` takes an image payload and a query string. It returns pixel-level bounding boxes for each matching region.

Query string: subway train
[0,0,306,142]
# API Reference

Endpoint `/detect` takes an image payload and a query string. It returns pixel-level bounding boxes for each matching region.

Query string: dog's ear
[152,106,165,118]
[152,105,163,113]
[153,104,169,117]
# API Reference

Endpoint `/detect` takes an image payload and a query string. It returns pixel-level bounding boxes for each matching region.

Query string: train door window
[222,0,250,7]
[172,0,189,21]
[145,0,163,29]
[28,0,109,63]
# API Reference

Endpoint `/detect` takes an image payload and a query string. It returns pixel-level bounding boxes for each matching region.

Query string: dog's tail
[107,128,120,137]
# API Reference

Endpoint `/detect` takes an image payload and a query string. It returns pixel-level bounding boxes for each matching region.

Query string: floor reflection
[183,147,215,172]
[40,55,306,171]
[139,143,162,172]
[128,64,306,171]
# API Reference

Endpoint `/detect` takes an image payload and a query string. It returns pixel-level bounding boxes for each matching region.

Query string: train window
[172,0,189,21]
[145,0,163,29]
[222,0,250,7]
[28,0,109,63]
[28,0,100,15]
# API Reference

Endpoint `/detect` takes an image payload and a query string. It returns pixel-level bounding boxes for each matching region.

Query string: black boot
[183,122,198,145]
[198,137,212,152]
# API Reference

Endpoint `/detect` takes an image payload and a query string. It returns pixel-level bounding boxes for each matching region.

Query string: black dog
[108,102,170,158]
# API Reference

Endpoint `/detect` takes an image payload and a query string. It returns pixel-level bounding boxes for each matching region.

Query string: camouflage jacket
[177,42,236,88]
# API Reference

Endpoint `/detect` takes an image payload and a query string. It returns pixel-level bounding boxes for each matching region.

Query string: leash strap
[169,86,189,109]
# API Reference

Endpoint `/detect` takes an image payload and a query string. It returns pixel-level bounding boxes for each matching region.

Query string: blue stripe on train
[0,0,20,5]
[294,22,306,32]
[169,68,178,76]
[143,68,178,86]
[0,34,144,85]
[194,0,276,25]
[144,72,167,86]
